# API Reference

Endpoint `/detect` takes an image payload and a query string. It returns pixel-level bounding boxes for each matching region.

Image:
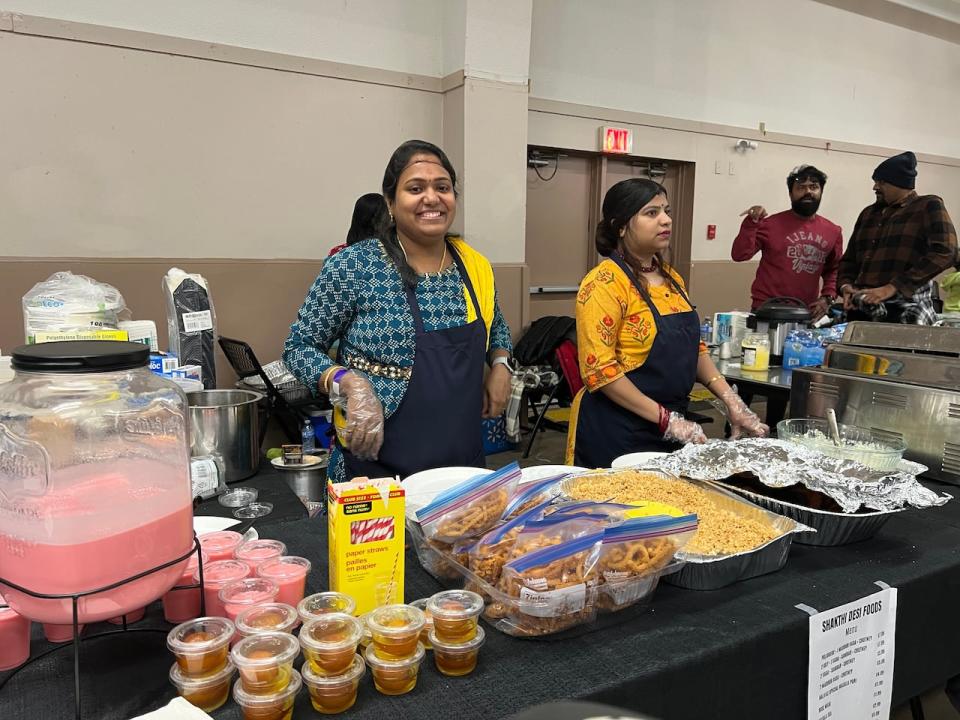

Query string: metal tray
[663,480,808,591]
[710,480,902,546]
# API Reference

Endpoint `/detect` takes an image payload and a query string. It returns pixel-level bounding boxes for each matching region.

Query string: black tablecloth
[193,458,310,525]
[2,480,959,720]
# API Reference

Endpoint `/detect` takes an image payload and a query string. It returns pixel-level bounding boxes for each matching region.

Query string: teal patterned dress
[283,238,512,482]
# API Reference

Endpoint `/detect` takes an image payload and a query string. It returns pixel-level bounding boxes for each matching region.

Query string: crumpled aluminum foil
[649,439,950,514]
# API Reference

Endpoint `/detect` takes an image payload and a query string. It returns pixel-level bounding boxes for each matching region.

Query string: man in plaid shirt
[837,151,957,324]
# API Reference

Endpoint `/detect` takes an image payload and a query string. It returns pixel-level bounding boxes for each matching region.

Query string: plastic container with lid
[301,654,365,714]
[298,592,357,624]
[167,616,235,678]
[199,531,244,562]
[230,631,300,695]
[197,560,251,618]
[163,550,210,623]
[169,658,235,712]
[0,341,194,624]
[234,539,287,569]
[366,604,426,661]
[232,666,301,720]
[740,333,770,372]
[299,613,363,676]
[408,599,433,650]
[426,590,483,644]
[0,593,31,670]
[256,556,311,608]
[363,642,425,696]
[235,603,299,638]
[428,625,485,677]
[219,578,280,623]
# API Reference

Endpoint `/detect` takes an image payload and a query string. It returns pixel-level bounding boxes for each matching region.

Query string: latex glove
[662,412,708,445]
[329,371,384,461]
[482,362,511,419]
[717,388,769,440]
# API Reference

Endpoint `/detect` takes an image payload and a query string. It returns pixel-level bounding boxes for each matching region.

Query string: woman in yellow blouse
[567,178,768,468]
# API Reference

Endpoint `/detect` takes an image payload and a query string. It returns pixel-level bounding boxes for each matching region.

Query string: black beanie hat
[872,151,917,189]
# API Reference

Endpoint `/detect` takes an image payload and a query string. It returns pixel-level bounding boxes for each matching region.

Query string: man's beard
[874,193,887,208]
[791,195,821,217]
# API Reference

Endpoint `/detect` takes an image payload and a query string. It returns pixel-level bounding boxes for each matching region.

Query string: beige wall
[0,30,442,260]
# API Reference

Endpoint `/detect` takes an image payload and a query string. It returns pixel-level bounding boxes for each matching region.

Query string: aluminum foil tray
[663,480,809,591]
[710,480,901,547]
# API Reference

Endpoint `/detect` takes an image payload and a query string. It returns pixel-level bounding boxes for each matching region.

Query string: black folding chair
[218,336,329,446]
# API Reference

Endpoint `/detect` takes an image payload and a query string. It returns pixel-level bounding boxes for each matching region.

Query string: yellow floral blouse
[576,259,707,391]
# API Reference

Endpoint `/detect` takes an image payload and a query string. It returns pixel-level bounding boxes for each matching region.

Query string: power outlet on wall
[714,160,722,174]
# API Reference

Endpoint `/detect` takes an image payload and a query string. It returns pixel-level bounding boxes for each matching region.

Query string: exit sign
[600,126,633,154]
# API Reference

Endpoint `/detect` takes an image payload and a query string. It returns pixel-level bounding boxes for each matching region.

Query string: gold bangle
[704,374,723,387]
[321,365,343,394]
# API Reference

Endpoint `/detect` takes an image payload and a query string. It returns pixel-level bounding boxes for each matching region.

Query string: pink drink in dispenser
[199,560,251,618]
[0,342,194,625]
[257,556,312,608]
[0,592,31,669]
[163,550,210,624]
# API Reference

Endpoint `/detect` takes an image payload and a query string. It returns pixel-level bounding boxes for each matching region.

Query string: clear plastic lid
[219,487,258,507]
[298,592,357,621]
[428,625,486,653]
[366,604,426,637]
[218,578,280,606]
[363,641,425,671]
[408,599,433,626]
[169,658,236,690]
[257,556,312,582]
[195,559,250,587]
[234,539,286,564]
[301,654,365,688]
[198,531,243,556]
[299,613,363,652]
[230,631,300,670]
[232,666,302,707]
[425,590,484,620]
[233,502,273,519]
[166,617,235,655]
[235,603,299,636]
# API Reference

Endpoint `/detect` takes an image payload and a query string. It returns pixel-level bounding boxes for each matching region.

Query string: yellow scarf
[448,236,496,344]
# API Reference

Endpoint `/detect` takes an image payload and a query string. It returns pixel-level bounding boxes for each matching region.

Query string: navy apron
[573,253,700,468]
[341,243,487,479]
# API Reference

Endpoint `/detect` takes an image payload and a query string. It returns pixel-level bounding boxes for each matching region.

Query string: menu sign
[806,587,897,720]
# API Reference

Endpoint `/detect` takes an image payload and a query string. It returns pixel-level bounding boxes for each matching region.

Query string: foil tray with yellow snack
[556,469,812,591]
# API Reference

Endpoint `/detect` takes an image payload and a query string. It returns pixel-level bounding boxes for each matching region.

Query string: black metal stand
[0,534,206,720]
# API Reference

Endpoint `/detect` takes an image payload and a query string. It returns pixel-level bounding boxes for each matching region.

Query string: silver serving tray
[710,480,902,547]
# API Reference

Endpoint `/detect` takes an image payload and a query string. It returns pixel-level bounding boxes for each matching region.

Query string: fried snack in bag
[417,463,522,544]
[501,475,567,520]
[498,531,604,636]
[596,514,697,612]
[469,501,553,586]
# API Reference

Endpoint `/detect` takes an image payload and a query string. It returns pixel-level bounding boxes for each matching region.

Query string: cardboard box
[327,477,405,615]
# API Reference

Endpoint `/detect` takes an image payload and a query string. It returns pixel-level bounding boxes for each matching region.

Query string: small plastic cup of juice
[234,540,287,569]
[219,578,280,623]
[163,550,210,623]
[301,654,365,714]
[426,590,483,644]
[297,592,356,624]
[166,616,234,678]
[363,642,425,696]
[196,560,251,618]
[366,604,425,661]
[235,603,299,639]
[299,613,362,676]
[0,594,31,670]
[256,556,311,608]
[199,531,244,562]
[408,599,434,650]
[230,631,300,695]
[169,658,235,712]
[428,626,485,677]
[232,666,301,720]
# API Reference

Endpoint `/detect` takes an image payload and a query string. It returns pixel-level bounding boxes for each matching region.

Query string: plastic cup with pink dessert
[196,559,251,618]
[256,556,312,608]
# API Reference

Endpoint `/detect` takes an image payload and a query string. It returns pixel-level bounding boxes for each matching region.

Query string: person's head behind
[596,178,672,263]
[381,140,459,285]
[787,165,827,217]
[872,151,917,207]
[345,193,388,246]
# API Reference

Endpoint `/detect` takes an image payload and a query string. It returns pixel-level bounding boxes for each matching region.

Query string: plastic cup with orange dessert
[366,604,425,661]
[234,539,287,570]
[230,631,300,695]
[235,603,299,639]
[363,642,425,696]
[166,616,235,678]
[299,613,363,676]
[219,578,280,624]
[301,654,365,714]
[232,666,302,720]
[428,625,486,677]
[169,658,236,712]
[297,592,357,624]
[408,599,434,650]
[426,590,484,644]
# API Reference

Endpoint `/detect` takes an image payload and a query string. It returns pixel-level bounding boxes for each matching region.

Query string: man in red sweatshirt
[731,165,843,320]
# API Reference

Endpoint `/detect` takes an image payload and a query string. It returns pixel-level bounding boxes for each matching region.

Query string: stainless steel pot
[752,297,812,363]
[274,452,329,504]
[187,389,263,482]
[767,321,806,359]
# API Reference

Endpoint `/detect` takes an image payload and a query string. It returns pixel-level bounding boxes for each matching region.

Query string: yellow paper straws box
[327,477,405,615]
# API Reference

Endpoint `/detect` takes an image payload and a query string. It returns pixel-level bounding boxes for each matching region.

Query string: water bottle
[782,330,803,369]
[700,318,713,344]
[301,419,316,453]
